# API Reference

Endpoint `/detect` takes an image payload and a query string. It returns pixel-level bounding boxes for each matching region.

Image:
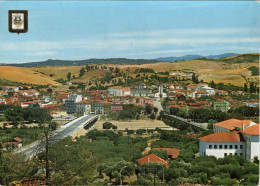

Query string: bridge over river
[163,114,208,131]
[15,114,98,159]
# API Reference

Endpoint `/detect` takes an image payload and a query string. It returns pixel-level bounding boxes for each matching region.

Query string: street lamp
[120,166,127,186]
[159,164,164,183]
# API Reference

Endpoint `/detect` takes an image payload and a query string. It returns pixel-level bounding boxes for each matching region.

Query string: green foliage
[248,66,259,76]
[79,67,85,77]
[150,113,156,120]
[145,105,153,114]
[219,54,259,64]
[67,72,71,81]
[118,109,136,120]
[102,122,117,130]
[150,149,168,160]
[136,129,146,135]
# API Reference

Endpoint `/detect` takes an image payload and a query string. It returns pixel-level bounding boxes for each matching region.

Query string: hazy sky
[0,1,259,63]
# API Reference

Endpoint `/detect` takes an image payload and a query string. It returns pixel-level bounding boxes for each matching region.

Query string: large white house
[199,119,259,161]
[107,86,130,97]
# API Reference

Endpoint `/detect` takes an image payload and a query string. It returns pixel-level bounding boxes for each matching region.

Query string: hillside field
[1,53,259,86]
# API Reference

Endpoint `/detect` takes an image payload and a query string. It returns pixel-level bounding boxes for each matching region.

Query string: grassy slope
[0,66,60,85]
[1,54,259,86]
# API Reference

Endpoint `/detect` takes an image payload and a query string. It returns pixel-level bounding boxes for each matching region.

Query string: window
[219,145,222,149]
[230,145,232,149]
[229,153,232,155]
[235,145,238,149]
[224,145,227,149]
[209,145,212,149]
[235,153,237,155]
[240,145,243,149]
[224,153,227,157]
[214,145,217,149]
[240,153,243,156]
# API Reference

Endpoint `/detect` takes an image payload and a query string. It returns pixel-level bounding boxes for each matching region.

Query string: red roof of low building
[213,119,251,130]
[198,131,245,142]
[153,148,180,159]
[242,124,259,136]
[13,137,22,142]
[137,154,169,168]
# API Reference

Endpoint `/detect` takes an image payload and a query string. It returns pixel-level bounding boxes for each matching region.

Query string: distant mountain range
[0,53,240,67]
[0,58,159,67]
[155,53,239,62]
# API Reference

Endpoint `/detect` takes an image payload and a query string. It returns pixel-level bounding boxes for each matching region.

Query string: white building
[197,83,215,95]
[242,124,260,161]
[65,93,82,113]
[76,100,92,115]
[107,86,131,97]
[151,85,167,98]
[199,119,259,161]
[198,131,245,158]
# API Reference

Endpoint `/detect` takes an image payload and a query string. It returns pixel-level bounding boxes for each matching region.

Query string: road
[166,114,208,130]
[15,114,98,159]
[153,100,164,113]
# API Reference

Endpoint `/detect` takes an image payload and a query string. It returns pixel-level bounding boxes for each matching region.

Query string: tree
[5,106,24,125]
[244,83,248,92]
[67,72,72,81]
[150,113,156,120]
[153,107,158,114]
[250,82,256,93]
[145,105,153,115]
[79,67,85,77]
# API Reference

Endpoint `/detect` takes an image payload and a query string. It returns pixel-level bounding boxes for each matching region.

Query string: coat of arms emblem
[9,10,28,34]
[13,15,23,27]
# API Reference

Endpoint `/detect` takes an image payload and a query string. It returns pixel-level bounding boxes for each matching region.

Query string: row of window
[209,144,243,149]
[224,153,243,156]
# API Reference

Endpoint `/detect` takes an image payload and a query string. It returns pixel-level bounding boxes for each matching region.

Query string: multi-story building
[213,101,230,112]
[76,100,92,115]
[199,119,259,161]
[130,84,152,97]
[65,93,82,113]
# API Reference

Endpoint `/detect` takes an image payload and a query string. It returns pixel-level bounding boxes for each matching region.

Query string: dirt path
[142,138,159,155]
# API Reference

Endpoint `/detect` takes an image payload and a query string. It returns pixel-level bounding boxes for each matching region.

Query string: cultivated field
[94,120,174,131]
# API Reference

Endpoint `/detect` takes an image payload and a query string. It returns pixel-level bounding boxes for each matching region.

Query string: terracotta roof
[108,86,122,89]
[13,137,22,142]
[153,148,180,159]
[213,119,251,130]
[76,100,92,104]
[198,131,245,142]
[242,124,259,136]
[137,154,169,168]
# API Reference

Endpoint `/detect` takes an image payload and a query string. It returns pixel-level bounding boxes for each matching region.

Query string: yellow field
[94,120,173,130]
[1,56,259,86]
[31,66,82,80]
[0,66,60,85]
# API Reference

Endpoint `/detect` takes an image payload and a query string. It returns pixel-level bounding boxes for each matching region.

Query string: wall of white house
[199,141,245,158]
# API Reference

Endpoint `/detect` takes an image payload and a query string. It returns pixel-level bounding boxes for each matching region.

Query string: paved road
[15,114,98,158]
[166,114,208,130]
[153,100,164,113]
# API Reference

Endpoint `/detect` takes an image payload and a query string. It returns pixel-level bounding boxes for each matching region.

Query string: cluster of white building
[199,119,259,161]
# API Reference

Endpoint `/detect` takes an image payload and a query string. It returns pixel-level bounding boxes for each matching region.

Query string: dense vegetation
[248,66,259,76]
[219,54,259,64]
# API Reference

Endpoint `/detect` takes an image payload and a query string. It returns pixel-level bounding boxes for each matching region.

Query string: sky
[0,1,259,63]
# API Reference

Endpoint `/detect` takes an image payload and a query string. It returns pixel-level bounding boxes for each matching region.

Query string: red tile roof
[137,154,169,168]
[242,124,259,136]
[153,148,180,159]
[13,137,22,142]
[198,131,245,142]
[213,119,251,130]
